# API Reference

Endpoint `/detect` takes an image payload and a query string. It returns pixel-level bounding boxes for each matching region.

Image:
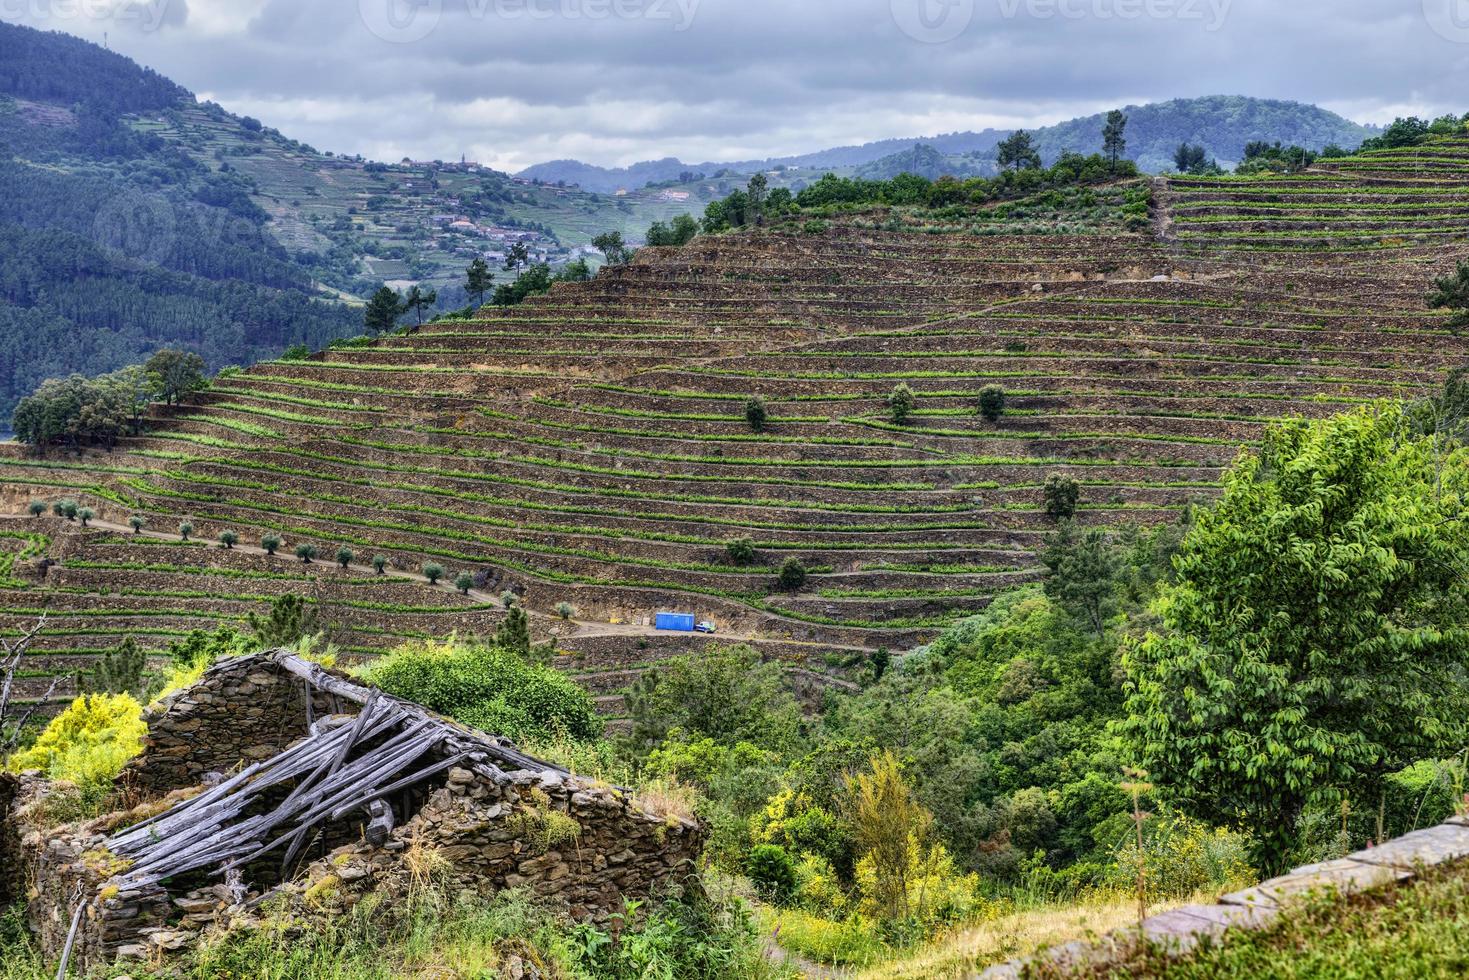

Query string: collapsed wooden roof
[105,650,570,894]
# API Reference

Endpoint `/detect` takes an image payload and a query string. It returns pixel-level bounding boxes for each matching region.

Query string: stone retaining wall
[980,817,1469,978]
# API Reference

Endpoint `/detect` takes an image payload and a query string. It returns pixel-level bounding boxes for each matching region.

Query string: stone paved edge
[974,816,1469,978]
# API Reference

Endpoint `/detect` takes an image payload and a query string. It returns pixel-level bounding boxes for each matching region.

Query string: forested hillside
[0,23,359,422]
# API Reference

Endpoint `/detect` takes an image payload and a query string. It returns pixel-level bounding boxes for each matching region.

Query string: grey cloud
[4,0,1465,170]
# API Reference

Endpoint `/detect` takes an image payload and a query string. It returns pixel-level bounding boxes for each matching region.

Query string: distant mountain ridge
[520,96,1377,191]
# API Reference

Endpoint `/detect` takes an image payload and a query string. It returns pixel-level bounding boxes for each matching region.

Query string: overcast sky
[5,0,1469,171]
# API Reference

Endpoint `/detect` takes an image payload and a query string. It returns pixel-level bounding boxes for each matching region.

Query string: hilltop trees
[1172,143,1215,174]
[592,231,633,265]
[402,285,438,326]
[1428,261,1469,336]
[465,258,494,307]
[997,130,1042,172]
[145,349,207,406]
[645,214,699,247]
[1121,405,1469,871]
[503,242,531,272]
[1103,109,1129,171]
[364,286,404,335]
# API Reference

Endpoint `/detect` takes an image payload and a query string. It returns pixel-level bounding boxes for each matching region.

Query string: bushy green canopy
[1122,404,1469,869]
[359,637,600,744]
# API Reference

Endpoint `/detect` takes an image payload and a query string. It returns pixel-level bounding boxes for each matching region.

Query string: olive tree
[1121,405,1469,872]
[261,533,281,556]
[219,531,238,550]
[422,563,444,585]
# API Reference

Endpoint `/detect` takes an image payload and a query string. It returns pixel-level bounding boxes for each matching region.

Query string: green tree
[145,349,207,406]
[261,533,281,556]
[219,530,238,550]
[503,242,530,272]
[747,173,770,226]
[556,601,575,620]
[777,558,807,592]
[493,604,532,657]
[592,231,632,265]
[1103,109,1129,171]
[247,593,323,648]
[178,521,193,541]
[26,500,45,517]
[364,286,404,336]
[978,385,1006,423]
[76,507,94,527]
[455,572,474,595]
[1042,521,1116,637]
[1428,261,1469,336]
[79,636,149,699]
[744,396,768,432]
[997,130,1042,172]
[726,537,757,566]
[336,547,354,570]
[128,515,145,534]
[1121,405,1469,871]
[465,257,494,307]
[422,562,444,585]
[625,645,803,752]
[888,383,916,425]
[1044,474,1081,519]
[372,555,388,575]
[295,542,318,564]
[402,284,438,326]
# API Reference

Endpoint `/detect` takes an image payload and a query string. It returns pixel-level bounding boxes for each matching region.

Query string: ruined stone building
[0,651,704,971]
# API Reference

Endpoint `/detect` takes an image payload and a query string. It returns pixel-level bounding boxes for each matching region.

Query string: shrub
[777,558,808,591]
[336,547,354,570]
[726,537,757,566]
[372,555,388,575]
[1043,474,1081,519]
[556,601,575,620]
[59,500,78,521]
[77,507,94,528]
[888,383,916,425]
[455,572,474,595]
[248,594,323,648]
[501,590,518,608]
[358,638,600,743]
[219,530,238,549]
[422,562,444,585]
[128,515,145,534]
[747,844,798,903]
[178,521,194,541]
[260,533,281,555]
[295,543,318,564]
[26,500,44,517]
[79,637,150,699]
[10,693,146,802]
[978,385,1007,422]
[745,396,768,433]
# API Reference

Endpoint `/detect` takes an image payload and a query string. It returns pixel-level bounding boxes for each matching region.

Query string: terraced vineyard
[3,135,1468,720]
